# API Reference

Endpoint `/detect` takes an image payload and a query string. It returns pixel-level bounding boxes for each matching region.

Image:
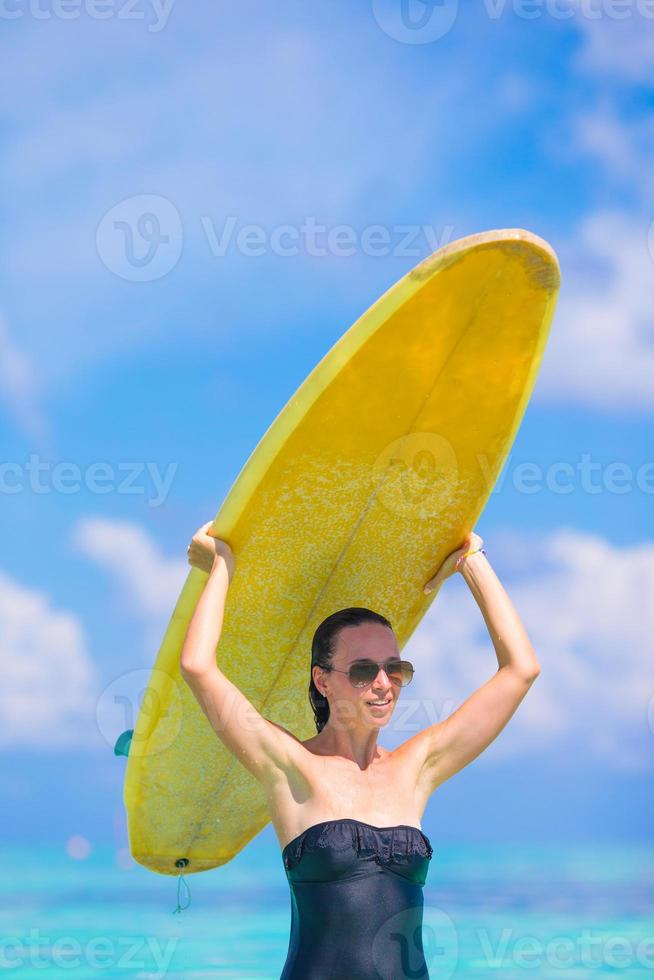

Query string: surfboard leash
[173,858,192,913]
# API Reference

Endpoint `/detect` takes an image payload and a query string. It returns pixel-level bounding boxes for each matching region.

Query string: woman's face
[315,622,401,730]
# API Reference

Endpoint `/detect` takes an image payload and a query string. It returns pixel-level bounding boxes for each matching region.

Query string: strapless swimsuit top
[280,818,434,979]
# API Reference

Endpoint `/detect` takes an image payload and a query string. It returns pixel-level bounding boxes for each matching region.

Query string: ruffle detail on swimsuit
[282,818,433,871]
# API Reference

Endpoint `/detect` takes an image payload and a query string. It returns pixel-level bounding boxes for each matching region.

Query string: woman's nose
[371,667,392,688]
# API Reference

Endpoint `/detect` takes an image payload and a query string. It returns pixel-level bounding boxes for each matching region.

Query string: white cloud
[0,516,190,755]
[71,516,187,620]
[569,2,654,84]
[539,12,654,412]
[536,210,654,411]
[571,101,654,196]
[405,527,654,773]
[0,313,49,441]
[0,24,440,239]
[0,571,98,748]
[72,517,190,670]
[0,18,456,387]
[495,72,541,114]
[2,13,652,417]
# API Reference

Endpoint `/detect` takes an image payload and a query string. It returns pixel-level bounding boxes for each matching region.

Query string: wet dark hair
[308,607,393,734]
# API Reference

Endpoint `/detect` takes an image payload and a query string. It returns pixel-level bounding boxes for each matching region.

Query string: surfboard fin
[114,729,133,757]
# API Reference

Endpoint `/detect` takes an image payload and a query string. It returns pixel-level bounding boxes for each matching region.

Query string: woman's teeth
[367,699,390,706]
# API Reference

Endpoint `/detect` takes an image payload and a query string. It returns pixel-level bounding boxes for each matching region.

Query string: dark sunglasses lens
[349,663,378,686]
[391,661,414,686]
[349,660,413,687]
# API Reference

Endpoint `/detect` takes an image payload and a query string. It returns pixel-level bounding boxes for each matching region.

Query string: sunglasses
[315,658,414,689]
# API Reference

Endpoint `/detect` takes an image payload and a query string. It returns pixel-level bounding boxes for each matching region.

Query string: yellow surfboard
[121,228,560,875]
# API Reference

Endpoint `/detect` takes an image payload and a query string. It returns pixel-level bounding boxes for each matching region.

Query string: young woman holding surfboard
[181,520,541,979]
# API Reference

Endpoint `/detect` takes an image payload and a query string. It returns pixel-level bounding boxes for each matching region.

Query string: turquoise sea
[2,838,652,979]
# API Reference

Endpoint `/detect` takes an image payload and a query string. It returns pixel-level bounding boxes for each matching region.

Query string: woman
[181,521,541,979]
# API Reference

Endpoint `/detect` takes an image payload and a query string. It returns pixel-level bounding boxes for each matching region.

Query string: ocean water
[1,838,652,979]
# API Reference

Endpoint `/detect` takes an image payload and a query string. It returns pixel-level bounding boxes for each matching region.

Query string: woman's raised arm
[179,522,297,785]
[407,533,541,794]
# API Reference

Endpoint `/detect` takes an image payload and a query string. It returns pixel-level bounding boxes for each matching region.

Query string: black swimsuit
[280,818,433,979]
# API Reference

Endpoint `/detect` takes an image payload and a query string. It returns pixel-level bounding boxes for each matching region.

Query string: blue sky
[1,1,652,857]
